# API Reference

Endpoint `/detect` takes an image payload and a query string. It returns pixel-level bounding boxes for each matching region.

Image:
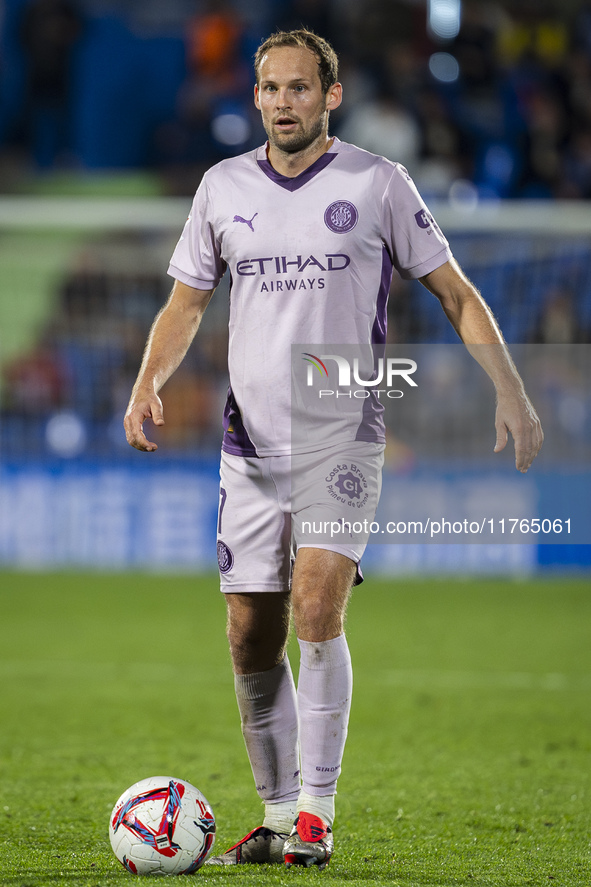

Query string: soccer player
[124,29,543,869]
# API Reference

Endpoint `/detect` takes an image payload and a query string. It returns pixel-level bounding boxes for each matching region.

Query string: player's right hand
[123,393,164,452]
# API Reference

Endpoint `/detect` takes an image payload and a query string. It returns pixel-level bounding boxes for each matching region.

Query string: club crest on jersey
[324,201,358,234]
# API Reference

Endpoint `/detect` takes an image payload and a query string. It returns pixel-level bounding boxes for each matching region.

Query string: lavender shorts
[216,441,384,593]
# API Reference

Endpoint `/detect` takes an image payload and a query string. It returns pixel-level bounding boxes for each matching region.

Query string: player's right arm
[124,279,215,452]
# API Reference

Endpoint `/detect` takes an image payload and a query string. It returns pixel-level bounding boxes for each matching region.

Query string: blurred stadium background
[0,0,590,574]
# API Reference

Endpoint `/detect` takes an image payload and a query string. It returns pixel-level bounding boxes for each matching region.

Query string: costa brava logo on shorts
[324,201,358,233]
[326,463,369,508]
[217,541,234,573]
[335,471,364,500]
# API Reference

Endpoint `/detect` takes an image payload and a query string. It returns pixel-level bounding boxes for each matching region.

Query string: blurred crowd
[0,0,590,199]
[0,234,232,455]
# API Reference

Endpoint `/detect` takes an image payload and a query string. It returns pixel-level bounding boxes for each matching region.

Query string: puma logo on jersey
[233,213,258,232]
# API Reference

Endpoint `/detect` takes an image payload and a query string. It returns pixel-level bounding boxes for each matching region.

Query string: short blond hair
[254,29,339,95]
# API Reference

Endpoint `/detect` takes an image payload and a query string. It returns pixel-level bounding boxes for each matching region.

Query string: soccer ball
[109,776,215,875]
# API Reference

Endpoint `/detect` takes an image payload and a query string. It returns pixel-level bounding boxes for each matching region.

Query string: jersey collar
[256,139,339,192]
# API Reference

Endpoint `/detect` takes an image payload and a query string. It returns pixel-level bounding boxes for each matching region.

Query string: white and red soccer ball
[109,776,215,875]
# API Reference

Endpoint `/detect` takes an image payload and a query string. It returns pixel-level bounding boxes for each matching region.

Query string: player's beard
[266,111,326,155]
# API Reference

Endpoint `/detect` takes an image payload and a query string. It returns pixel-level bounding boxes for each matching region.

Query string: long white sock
[234,656,300,811]
[262,799,297,834]
[297,635,352,808]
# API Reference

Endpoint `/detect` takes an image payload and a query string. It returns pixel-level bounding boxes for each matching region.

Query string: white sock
[262,799,297,834]
[296,790,335,828]
[296,635,352,813]
[234,656,300,808]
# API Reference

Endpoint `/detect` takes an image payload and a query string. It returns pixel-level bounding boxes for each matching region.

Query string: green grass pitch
[0,571,589,886]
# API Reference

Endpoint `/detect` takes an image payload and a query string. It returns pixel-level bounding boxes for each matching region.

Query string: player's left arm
[419,258,543,473]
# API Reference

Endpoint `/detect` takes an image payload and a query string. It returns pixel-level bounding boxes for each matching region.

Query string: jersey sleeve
[381,164,452,280]
[167,176,226,290]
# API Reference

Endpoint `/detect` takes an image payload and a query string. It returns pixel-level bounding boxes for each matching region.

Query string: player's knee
[291,551,354,640]
[292,591,345,642]
[226,599,288,673]
[227,629,286,673]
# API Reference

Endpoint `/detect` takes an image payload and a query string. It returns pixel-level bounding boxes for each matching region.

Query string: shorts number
[218,487,227,534]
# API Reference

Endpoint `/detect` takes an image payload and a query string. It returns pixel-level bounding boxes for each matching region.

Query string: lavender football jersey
[168,138,452,457]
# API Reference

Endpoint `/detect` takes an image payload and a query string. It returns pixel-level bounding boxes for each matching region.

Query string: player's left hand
[494,391,543,473]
